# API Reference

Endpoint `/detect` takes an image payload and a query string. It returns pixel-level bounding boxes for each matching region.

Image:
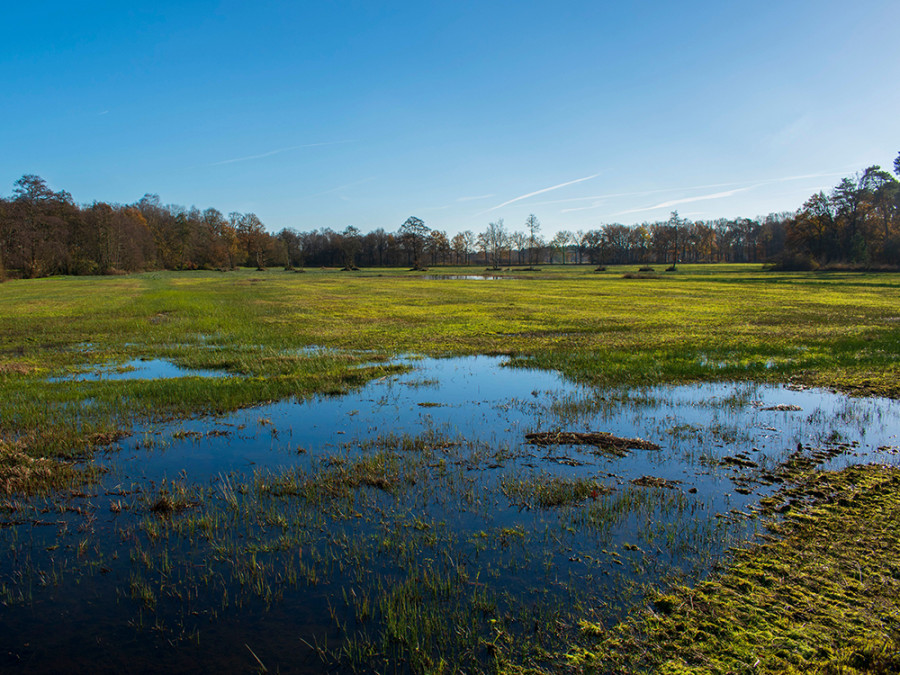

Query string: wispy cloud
[481,173,601,214]
[305,176,377,199]
[456,194,494,202]
[206,140,355,167]
[555,170,853,215]
[546,183,746,208]
[767,116,812,149]
[561,201,605,214]
[610,186,758,217]
[556,169,849,213]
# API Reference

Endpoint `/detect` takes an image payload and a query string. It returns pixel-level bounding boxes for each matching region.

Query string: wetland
[1,266,899,672]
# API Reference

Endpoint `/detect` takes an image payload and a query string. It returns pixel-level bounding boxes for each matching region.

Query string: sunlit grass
[0,265,897,490]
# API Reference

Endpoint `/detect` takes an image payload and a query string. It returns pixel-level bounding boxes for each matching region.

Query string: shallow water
[4,356,899,672]
[420,274,506,280]
[111,356,899,485]
[50,358,234,382]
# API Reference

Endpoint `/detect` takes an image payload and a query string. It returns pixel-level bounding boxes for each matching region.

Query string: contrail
[483,173,601,213]
[549,171,852,208]
[304,176,377,198]
[610,186,758,217]
[456,194,495,202]
[207,140,355,167]
[555,170,853,214]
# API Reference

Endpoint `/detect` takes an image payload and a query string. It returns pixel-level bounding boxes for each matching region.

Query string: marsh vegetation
[0,267,898,672]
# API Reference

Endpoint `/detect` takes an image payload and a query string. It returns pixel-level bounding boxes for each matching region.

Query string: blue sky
[2,1,898,236]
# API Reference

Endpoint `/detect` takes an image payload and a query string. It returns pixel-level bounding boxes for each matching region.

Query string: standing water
[2,356,898,673]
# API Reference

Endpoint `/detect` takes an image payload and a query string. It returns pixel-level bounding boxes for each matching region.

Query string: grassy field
[1,264,899,672]
[1,263,898,485]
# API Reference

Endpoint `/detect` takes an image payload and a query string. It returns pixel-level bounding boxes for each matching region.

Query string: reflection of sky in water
[99,355,900,622]
[7,355,900,672]
[111,356,900,500]
[420,274,506,280]
[51,358,233,382]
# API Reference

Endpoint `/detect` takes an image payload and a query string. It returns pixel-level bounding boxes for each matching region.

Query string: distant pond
[420,274,507,280]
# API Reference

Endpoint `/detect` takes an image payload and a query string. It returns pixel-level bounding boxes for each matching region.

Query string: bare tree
[666,211,683,269]
[509,231,527,265]
[550,230,572,264]
[483,219,507,270]
[525,214,541,266]
[426,229,451,264]
[462,230,475,265]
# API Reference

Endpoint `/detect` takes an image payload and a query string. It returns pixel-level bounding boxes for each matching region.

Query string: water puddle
[5,355,899,672]
[50,358,234,382]
[420,274,506,280]
[109,357,899,484]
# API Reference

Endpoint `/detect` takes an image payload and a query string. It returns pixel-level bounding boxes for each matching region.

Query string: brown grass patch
[0,362,34,375]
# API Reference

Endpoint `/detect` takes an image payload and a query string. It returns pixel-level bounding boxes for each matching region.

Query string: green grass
[0,265,897,490]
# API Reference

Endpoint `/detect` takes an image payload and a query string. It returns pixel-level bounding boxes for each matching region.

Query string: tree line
[1,156,898,279]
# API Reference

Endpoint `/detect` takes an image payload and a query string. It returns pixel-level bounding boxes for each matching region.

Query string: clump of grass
[0,362,34,375]
[630,475,681,489]
[0,435,101,495]
[145,481,200,516]
[256,450,418,504]
[525,431,660,457]
[361,430,461,455]
[501,473,612,508]
[324,452,416,494]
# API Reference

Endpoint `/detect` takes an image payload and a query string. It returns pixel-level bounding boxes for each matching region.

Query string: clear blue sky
[2,1,898,236]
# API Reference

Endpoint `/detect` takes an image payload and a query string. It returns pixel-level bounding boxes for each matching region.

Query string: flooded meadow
[2,355,899,673]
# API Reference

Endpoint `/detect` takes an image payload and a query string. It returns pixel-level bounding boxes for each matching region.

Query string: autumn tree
[860,165,899,260]
[11,175,76,277]
[197,208,231,269]
[831,177,870,262]
[235,212,268,269]
[785,192,834,265]
[426,229,450,265]
[450,232,468,264]
[602,224,630,263]
[0,197,10,280]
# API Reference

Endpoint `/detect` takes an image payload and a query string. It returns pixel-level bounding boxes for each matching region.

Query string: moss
[576,464,900,674]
